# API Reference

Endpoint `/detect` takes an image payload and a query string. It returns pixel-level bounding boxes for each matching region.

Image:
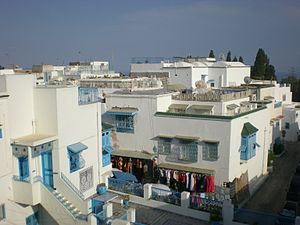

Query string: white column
[180,191,190,208]
[143,184,152,199]
[126,208,136,222]
[222,199,234,225]
[104,202,113,218]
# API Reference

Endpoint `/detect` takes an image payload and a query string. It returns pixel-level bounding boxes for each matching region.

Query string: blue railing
[13,175,30,183]
[78,87,101,105]
[102,153,111,167]
[151,187,181,206]
[108,178,144,197]
[189,194,223,212]
[61,172,85,200]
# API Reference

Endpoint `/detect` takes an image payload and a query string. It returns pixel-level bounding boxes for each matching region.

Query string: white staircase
[52,189,86,220]
[40,183,93,225]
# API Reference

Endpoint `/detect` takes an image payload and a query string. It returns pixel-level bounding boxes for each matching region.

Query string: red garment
[181,173,186,183]
[205,176,215,193]
[193,174,197,191]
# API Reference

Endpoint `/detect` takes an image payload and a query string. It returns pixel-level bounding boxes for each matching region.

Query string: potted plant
[122,194,130,207]
[97,183,107,195]
[210,209,222,225]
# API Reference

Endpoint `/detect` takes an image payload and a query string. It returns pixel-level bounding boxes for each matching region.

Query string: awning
[67,142,88,154]
[158,163,214,175]
[168,104,189,111]
[11,134,57,147]
[202,140,219,144]
[154,135,174,141]
[112,171,138,182]
[106,107,138,116]
[188,105,214,111]
[226,104,239,110]
[102,122,114,131]
[103,146,114,153]
[111,149,155,160]
[241,122,258,136]
[175,135,199,142]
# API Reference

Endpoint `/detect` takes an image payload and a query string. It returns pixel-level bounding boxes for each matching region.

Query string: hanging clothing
[186,173,190,189]
[206,176,215,193]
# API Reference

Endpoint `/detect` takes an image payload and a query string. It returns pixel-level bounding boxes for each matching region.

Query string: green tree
[265,64,276,80]
[209,50,215,58]
[281,76,300,101]
[226,51,231,62]
[238,56,244,63]
[251,48,276,80]
[232,56,238,62]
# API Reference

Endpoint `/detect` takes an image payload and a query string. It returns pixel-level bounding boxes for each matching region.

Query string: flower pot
[97,186,107,195]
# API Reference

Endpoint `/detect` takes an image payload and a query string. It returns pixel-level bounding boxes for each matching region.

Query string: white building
[103,81,293,204]
[130,57,251,89]
[0,72,133,225]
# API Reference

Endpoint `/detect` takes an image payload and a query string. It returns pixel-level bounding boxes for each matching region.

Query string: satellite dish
[244,76,252,85]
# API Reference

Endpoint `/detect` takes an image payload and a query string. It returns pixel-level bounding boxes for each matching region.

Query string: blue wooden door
[41,151,53,187]
[19,157,29,181]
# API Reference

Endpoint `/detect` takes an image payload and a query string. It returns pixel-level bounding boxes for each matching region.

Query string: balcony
[12,176,41,205]
[102,152,111,167]
[78,87,101,105]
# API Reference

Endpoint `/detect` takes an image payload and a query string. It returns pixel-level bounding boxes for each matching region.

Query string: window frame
[202,142,219,161]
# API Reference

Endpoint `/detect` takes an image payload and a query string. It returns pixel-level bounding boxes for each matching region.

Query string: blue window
[0,128,3,139]
[285,122,290,129]
[102,150,111,167]
[240,123,258,161]
[19,157,29,181]
[67,143,87,173]
[106,108,138,133]
[115,115,135,133]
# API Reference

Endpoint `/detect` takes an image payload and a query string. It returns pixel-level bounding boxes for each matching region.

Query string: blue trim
[67,142,88,154]
[41,151,54,188]
[240,134,257,160]
[19,157,29,181]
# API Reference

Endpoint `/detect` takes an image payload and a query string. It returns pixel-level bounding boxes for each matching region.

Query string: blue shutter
[102,132,105,147]
[69,151,80,173]
[19,157,29,180]
[0,128,3,139]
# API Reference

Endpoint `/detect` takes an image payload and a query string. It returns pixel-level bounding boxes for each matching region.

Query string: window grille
[202,142,218,161]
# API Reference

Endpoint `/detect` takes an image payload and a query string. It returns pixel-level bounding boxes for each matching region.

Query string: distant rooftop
[111,88,171,96]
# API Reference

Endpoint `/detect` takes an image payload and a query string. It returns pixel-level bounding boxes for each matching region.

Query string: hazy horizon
[1,0,300,74]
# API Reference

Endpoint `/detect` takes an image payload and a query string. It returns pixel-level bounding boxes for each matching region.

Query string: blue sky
[0,0,300,74]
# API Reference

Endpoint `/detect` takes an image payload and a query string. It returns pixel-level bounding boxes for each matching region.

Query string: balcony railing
[102,153,111,167]
[108,178,144,197]
[61,172,85,200]
[151,187,181,206]
[78,87,101,105]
